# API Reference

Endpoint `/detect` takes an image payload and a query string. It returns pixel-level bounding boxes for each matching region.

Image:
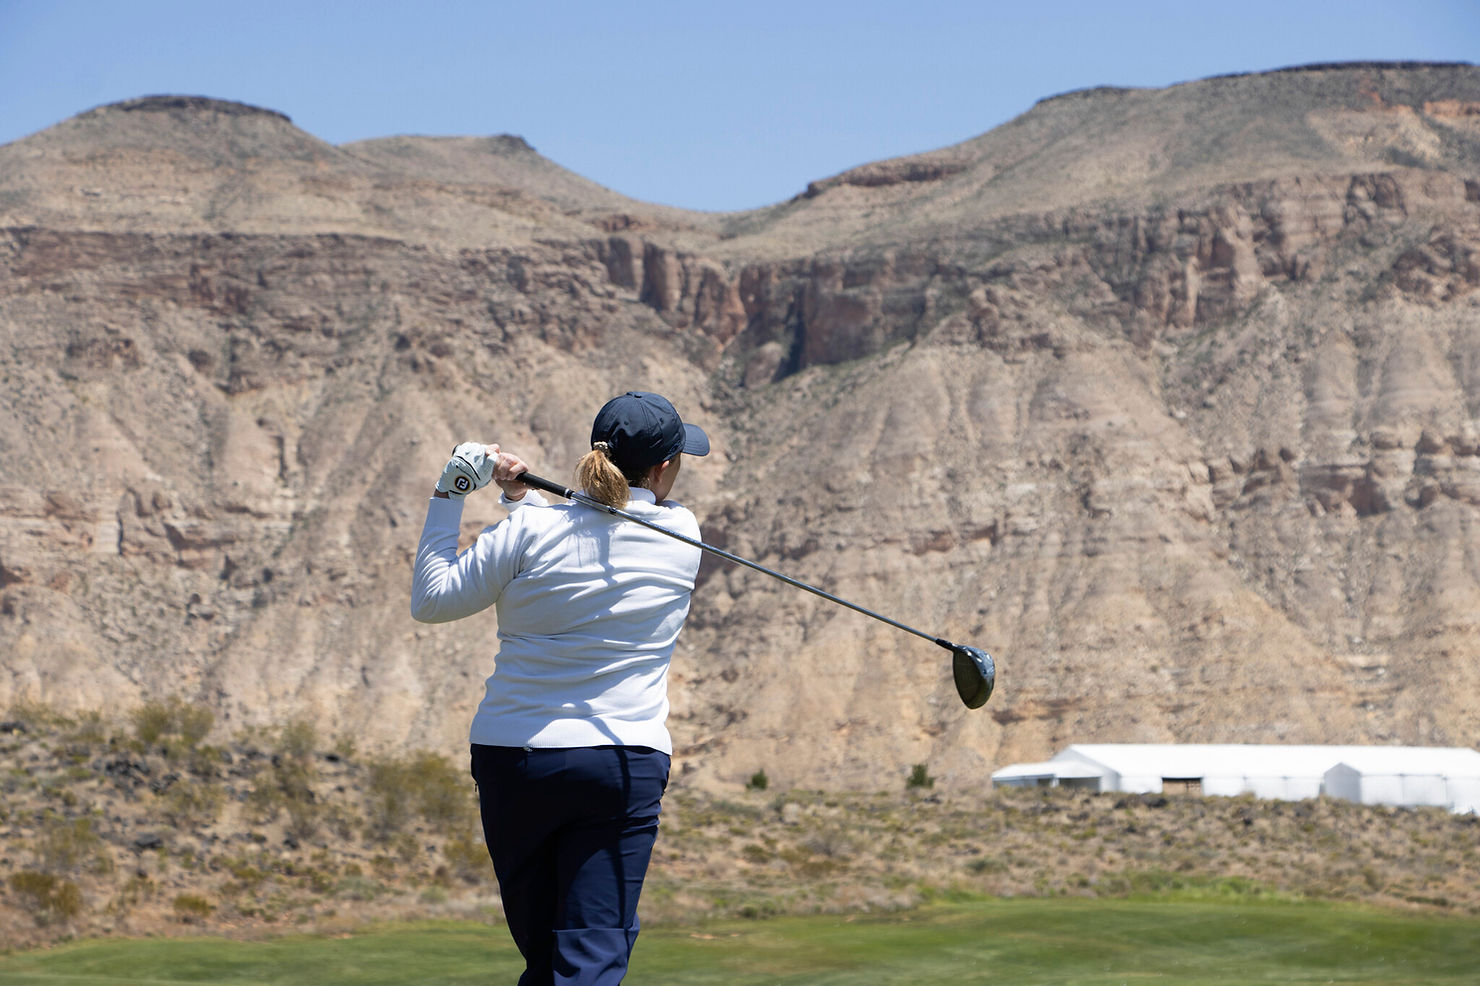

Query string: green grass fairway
[2,898,1477,985]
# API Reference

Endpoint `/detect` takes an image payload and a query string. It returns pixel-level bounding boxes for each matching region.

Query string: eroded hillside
[2,64,1479,790]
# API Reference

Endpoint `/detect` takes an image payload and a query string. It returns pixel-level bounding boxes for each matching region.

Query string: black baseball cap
[591,391,710,477]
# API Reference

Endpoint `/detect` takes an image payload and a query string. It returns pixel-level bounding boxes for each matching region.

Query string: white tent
[1323,747,1480,814]
[987,759,1106,790]
[991,744,1480,812]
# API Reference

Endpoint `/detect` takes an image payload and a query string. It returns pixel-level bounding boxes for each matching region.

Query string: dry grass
[648,785,1480,923]
[1,707,1477,950]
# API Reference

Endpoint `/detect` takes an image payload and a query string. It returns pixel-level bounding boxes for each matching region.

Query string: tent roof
[991,760,1106,781]
[1052,744,1480,779]
[1325,746,1480,776]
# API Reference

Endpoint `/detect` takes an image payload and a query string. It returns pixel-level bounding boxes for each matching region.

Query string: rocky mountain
[3,64,1479,791]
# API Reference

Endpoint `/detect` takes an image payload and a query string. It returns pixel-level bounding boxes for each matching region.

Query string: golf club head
[951,646,996,709]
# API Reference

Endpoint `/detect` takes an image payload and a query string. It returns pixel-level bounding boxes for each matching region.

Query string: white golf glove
[436,442,495,498]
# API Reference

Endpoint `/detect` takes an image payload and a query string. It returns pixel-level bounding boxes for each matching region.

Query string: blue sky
[2,1,1476,212]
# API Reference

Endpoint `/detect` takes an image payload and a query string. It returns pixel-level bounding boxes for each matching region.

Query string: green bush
[747,769,769,791]
[9,870,83,923]
[907,764,935,789]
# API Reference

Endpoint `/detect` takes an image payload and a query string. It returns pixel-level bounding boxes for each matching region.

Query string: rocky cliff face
[3,64,1479,790]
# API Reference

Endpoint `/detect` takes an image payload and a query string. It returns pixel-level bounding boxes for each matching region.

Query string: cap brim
[681,423,710,457]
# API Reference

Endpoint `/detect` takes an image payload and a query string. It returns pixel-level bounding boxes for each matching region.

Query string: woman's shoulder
[480,495,581,537]
[652,499,701,534]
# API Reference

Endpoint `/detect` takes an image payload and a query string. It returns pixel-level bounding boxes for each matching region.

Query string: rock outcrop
[3,64,1480,790]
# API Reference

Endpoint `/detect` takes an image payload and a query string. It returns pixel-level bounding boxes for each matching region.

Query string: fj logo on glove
[435,441,497,499]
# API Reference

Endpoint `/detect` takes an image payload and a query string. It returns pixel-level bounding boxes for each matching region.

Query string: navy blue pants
[470,744,670,986]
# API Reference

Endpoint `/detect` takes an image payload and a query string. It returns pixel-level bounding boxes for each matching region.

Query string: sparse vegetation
[2,703,1480,950]
[364,750,476,842]
[8,870,84,924]
[161,780,226,829]
[35,813,108,875]
[276,719,318,762]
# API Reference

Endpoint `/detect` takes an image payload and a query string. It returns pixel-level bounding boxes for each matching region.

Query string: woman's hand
[486,444,531,501]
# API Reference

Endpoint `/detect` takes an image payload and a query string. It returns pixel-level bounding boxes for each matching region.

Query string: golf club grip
[514,470,576,500]
[507,470,941,645]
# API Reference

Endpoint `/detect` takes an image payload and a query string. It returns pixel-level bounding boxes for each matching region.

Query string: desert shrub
[394,831,422,863]
[172,893,214,921]
[443,834,492,883]
[107,874,156,917]
[275,755,319,835]
[162,780,225,828]
[406,752,474,831]
[276,718,318,761]
[801,826,853,858]
[747,769,769,791]
[36,813,107,874]
[334,874,385,901]
[246,746,319,837]
[907,763,935,789]
[365,751,475,841]
[8,870,83,923]
[246,769,288,823]
[365,759,414,841]
[5,699,68,731]
[322,802,360,841]
[131,696,213,749]
[741,843,772,863]
[303,866,336,895]
[61,710,110,747]
[284,797,322,845]
[132,704,171,745]
[226,860,268,886]
[183,744,227,778]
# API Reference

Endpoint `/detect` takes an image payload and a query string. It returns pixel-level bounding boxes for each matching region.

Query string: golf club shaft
[514,471,953,651]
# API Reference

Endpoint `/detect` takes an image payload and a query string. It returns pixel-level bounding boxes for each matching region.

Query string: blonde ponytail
[575,443,631,508]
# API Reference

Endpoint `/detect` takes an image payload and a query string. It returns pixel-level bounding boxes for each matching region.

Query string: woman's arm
[409,445,541,624]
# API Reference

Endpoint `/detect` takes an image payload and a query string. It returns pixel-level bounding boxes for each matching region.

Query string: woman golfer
[410,391,709,985]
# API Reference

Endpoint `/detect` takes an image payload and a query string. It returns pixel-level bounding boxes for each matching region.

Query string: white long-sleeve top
[410,487,701,753]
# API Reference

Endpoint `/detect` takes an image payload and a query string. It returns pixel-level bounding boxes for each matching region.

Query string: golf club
[511,470,996,709]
